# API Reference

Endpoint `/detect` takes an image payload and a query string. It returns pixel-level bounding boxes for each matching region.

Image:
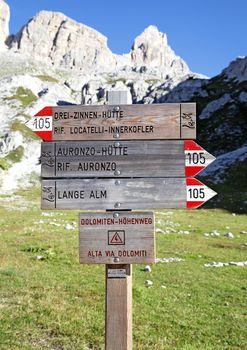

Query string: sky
[7,0,247,77]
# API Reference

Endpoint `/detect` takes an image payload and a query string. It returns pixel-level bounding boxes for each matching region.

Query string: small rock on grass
[204,230,220,237]
[143,265,151,272]
[204,261,247,268]
[229,261,247,267]
[211,230,220,236]
[156,257,184,263]
[145,280,153,287]
[178,230,190,235]
[156,228,165,234]
[35,220,44,224]
[49,222,61,227]
[64,223,75,230]
[224,232,234,238]
[204,262,228,267]
[36,255,45,261]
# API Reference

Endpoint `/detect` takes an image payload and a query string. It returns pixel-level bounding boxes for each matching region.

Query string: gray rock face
[222,56,247,82]
[0,0,10,49]
[8,13,191,80]
[5,10,194,105]
[9,11,117,72]
[130,26,190,79]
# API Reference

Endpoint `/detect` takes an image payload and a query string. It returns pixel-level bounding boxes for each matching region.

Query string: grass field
[0,194,246,350]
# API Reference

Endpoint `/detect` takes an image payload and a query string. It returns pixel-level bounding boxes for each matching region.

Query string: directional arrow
[41,178,217,210]
[186,178,217,209]
[26,103,196,141]
[184,140,216,177]
[40,140,215,178]
[25,107,53,141]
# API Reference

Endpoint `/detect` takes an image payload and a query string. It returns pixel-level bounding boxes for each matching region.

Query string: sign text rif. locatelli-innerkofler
[27,103,196,141]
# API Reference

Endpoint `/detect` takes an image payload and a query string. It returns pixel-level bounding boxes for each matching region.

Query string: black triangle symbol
[110,232,123,244]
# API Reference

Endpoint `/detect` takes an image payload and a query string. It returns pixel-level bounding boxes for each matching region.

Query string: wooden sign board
[41,140,215,178]
[79,212,155,264]
[41,178,216,210]
[28,103,196,141]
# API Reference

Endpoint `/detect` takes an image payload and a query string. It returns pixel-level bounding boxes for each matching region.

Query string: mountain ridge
[1,2,193,82]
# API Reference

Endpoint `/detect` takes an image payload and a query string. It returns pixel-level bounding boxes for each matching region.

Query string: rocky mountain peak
[130,25,190,77]
[222,56,247,82]
[5,5,191,79]
[9,10,117,72]
[131,25,168,56]
[0,0,10,49]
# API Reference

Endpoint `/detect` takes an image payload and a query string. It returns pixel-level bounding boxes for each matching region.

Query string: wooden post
[106,265,132,350]
[105,90,132,350]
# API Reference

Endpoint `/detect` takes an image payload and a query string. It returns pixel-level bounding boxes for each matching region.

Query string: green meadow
[0,193,246,350]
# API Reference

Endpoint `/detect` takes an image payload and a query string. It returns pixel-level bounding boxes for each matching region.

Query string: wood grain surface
[41,178,187,210]
[106,264,132,350]
[51,103,196,141]
[79,212,155,264]
[41,140,186,178]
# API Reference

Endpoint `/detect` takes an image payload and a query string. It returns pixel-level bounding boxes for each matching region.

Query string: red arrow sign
[25,107,53,141]
[186,178,217,209]
[26,103,197,141]
[41,178,217,210]
[184,140,215,177]
[27,108,214,178]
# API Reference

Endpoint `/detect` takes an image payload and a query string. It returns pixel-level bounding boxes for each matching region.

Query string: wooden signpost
[41,140,215,178]
[28,92,217,350]
[41,177,216,210]
[26,103,196,141]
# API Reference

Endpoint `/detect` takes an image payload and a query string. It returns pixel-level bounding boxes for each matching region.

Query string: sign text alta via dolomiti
[79,212,155,264]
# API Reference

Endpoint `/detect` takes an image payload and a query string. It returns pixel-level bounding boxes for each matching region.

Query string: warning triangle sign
[108,230,125,245]
[110,232,123,244]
